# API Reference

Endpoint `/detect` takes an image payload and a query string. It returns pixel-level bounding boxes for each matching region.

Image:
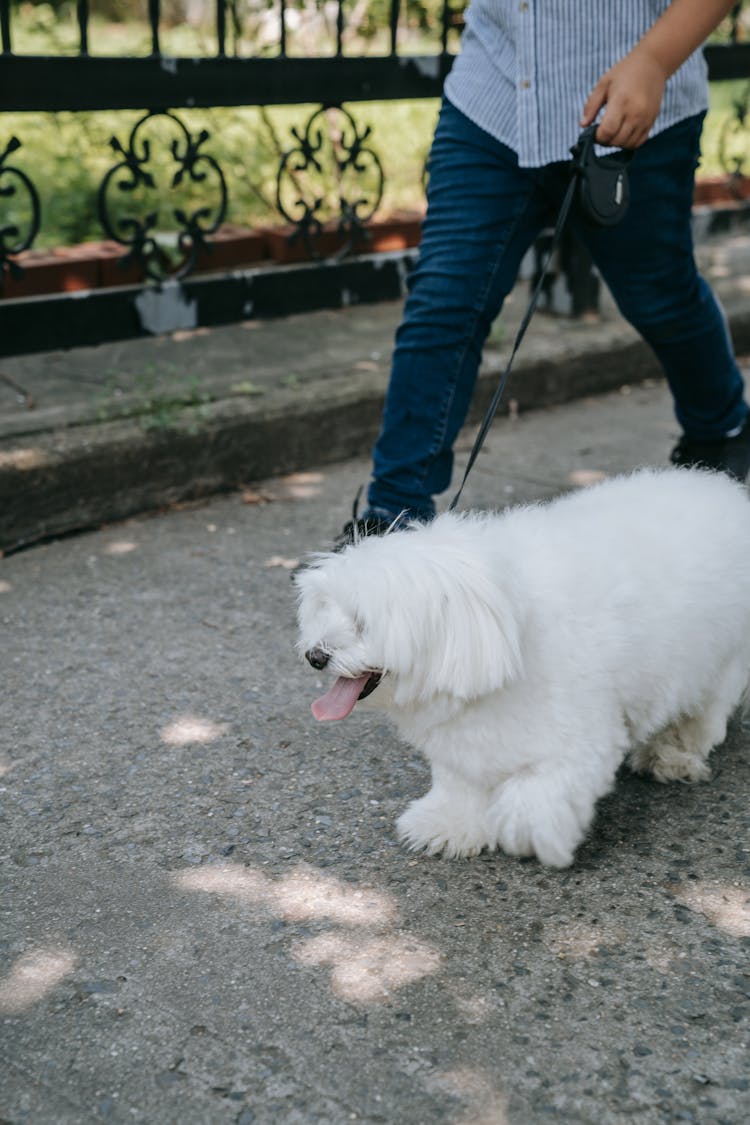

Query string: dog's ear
[370,548,523,704]
[425,564,522,700]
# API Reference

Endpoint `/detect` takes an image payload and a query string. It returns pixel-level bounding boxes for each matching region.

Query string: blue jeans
[367,98,747,520]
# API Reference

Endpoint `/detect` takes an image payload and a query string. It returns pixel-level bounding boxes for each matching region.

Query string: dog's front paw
[489,774,592,868]
[396,791,489,859]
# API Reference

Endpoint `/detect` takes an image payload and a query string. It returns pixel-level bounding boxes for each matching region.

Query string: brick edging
[3,178,748,301]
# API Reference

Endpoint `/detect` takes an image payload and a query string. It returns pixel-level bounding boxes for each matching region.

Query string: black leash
[448,125,633,513]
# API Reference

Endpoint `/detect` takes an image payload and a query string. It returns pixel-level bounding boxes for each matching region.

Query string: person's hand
[581,47,668,149]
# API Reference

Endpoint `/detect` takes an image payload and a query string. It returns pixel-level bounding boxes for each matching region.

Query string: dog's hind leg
[396,764,492,859]
[630,717,716,783]
[630,663,749,783]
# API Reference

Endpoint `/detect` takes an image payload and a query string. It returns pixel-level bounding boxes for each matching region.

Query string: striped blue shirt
[444,0,710,167]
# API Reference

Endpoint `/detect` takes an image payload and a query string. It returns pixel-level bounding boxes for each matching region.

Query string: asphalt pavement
[1,366,749,1122]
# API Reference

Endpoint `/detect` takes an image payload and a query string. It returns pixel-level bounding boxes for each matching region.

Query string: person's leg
[574,114,749,471]
[364,99,553,521]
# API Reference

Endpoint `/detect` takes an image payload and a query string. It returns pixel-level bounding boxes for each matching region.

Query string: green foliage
[702,79,750,179]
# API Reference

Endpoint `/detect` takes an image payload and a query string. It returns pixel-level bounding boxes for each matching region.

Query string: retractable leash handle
[571,124,634,227]
[447,126,633,513]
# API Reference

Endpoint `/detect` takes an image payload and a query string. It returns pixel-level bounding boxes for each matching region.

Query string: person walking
[340,0,750,543]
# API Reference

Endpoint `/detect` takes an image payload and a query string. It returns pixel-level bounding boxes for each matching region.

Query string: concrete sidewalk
[2,231,750,552]
[1,369,749,1122]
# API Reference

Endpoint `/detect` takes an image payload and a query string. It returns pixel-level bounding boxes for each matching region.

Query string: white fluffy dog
[295,469,750,868]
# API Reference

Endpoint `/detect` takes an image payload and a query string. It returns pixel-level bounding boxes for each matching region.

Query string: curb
[3,282,750,554]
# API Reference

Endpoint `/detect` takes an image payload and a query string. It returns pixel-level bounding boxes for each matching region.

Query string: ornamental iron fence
[0,0,749,354]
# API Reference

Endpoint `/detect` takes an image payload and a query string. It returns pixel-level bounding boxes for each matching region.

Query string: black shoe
[332,512,400,551]
[670,417,750,482]
[292,506,404,579]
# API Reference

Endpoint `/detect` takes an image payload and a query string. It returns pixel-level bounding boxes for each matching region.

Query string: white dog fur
[295,468,750,867]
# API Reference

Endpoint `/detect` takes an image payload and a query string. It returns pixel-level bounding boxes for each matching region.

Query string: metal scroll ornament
[0,137,42,284]
[97,110,228,282]
[277,105,385,261]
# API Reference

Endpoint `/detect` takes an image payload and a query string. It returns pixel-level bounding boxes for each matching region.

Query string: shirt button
[520,79,531,89]
[520,2,528,10]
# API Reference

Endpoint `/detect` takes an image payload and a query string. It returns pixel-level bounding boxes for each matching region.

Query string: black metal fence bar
[148,0,161,57]
[77,0,89,56]
[730,0,743,37]
[705,42,750,79]
[279,0,287,57]
[0,55,454,112]
[441,0,451,55]
[217,0,226,58]
[389,0,401,57]
[1,47,744,115]
[336,0,344,57]
[0,0,11,55]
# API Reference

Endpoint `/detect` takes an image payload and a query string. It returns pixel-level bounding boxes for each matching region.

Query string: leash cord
[448,171,579,513]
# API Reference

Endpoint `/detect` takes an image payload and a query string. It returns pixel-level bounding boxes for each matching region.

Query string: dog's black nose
[306,647,330,670]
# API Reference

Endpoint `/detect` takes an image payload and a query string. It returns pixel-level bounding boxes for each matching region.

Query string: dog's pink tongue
[312,674,371,721]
